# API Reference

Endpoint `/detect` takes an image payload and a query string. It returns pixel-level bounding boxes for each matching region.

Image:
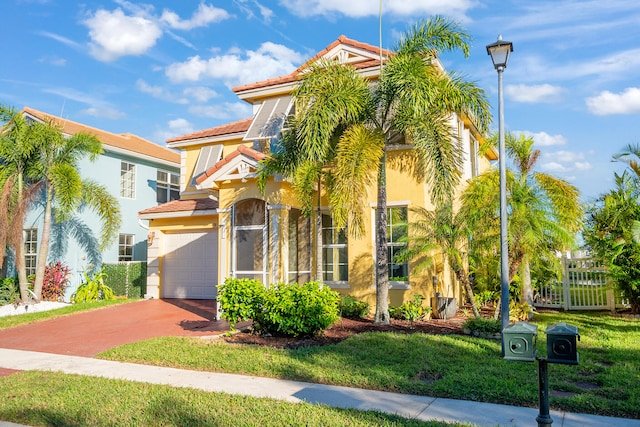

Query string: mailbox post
[503,321,580,427]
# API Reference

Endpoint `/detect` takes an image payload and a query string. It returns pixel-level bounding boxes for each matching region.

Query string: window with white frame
[387,207,408,281]
[157,170,179,203]
[118,234,134,261]
[120,161,136,199]
[321,213,348,282]
[24,228,37,276]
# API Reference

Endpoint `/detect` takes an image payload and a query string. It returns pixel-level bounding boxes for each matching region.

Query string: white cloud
[161,3,229,30]
[188,102,252,120]
[39,31,82,49]
[165,42,304,86]
[279,0,476,20]
[84,8,162,61]
[168,118,195,134]
[517,130,567,147]
[585,87,640,115]
[39,56,67,67]
[506,84,564,103]
[183,86,219,103]
[539,150,592,174]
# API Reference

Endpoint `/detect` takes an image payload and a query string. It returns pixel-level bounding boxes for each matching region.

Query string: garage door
[163,231,218,299]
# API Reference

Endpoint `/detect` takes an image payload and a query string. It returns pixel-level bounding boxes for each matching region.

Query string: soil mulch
[223,312,469,349]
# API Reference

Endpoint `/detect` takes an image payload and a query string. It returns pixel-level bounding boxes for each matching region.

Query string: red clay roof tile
[21,107,179,165]
[166,118,252,144]
[138,197,218,215]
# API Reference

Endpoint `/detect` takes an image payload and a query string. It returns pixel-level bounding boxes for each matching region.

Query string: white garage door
[163,231,218,299]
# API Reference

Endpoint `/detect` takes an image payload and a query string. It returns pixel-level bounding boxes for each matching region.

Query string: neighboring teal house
[15,107,180,297]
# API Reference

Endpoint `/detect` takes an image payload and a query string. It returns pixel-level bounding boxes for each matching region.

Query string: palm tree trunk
[32,183,53,301]
[374,154,390,324]
[521,259,533,305]
[453,267,480,318]
[315,181,322,282]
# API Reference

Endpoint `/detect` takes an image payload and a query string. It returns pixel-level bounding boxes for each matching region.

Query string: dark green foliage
[462,317,501,334]
[217,277,267,328]
[217,279,340,337]
[102,262,147,298]
[0,277,19,305]
[338,295,370,319]
[583,172,640,313]
[389,294,431,323]
[256,282,340,337]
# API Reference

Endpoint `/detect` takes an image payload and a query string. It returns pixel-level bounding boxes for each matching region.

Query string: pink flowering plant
[41,262,71,302]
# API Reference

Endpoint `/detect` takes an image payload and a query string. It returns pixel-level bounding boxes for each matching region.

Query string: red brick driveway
[0,299,237,358]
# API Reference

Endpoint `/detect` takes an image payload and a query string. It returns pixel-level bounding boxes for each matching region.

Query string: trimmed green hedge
[102,262,147,298]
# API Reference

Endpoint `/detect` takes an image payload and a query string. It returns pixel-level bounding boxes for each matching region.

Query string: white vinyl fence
[534,256,628,311]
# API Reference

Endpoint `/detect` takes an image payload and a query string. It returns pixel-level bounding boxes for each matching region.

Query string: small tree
[583,172,640,313]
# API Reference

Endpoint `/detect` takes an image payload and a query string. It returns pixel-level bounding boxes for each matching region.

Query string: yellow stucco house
[138,36,495,310]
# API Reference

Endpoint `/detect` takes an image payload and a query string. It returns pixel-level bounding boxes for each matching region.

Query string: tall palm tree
[265,16,491,323]
[0,105,44,301]
[463,133,582,315]
[27,118,121,300]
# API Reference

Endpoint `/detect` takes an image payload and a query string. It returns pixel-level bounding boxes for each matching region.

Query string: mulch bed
[223,311,470,349]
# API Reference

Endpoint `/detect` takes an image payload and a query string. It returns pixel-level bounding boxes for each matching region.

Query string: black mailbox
[545,322,580,365]
[503,321,538,362]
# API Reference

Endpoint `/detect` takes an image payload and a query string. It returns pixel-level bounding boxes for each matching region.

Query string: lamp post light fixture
[486,35,513,354]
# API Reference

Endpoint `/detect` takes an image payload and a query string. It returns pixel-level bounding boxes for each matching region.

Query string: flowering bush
[41,262,71,302]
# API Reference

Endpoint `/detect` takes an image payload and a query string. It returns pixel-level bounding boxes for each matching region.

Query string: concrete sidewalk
[0,348,638,427]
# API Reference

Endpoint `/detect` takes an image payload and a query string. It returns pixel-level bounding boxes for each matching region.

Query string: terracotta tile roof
[21,107,179,165]
[195,144,267,185]
[232,35,390,93]
[138,197,218,215]
[167,118,252,144]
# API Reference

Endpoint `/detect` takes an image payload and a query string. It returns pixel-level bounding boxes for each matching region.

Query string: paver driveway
[0,299,235,357]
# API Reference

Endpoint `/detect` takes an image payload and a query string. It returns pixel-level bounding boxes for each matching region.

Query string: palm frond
[80,179,121,250]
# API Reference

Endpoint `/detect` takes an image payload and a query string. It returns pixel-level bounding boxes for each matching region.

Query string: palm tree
[0,105,44,301]
[27,117,121,300]
[271,16,491,324]
[398,203,481,317]
[463,133,582,316]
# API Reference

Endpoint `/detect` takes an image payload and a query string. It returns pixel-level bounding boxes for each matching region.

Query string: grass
[0,298,135,329]
[98,311,640,419]
[0,371,460,427]
[0,303,638,424]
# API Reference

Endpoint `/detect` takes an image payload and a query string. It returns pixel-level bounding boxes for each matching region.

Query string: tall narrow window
[388,207,408,282]
[24,228,37,276]
[233,199,267,282]
[157,170,179,203]
[288,209,311,284]
[120,161,136,199]
[118,234,134,261]
[322,213,348,282]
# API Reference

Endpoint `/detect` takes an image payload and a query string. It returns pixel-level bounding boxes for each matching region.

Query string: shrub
[510,300,536,321]
[389,294,431,324]
[41,262,71,302]
[462,317,502,335]
[255,282,340,337]
[102,262,147,298]
[217,277,266,329]
[0,277,20,305]
[338,295,369,319]
[72,269,115,303]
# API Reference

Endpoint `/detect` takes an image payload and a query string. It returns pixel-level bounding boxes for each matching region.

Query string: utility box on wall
[503,321,538,362]
[546,322,580,365]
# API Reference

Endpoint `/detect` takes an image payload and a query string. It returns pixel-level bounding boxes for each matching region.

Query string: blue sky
[2,0,639,202]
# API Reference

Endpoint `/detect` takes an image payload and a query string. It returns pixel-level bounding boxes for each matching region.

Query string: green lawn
[99,311,640,419]
[0,303,638,424]
[0,371,458,427]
